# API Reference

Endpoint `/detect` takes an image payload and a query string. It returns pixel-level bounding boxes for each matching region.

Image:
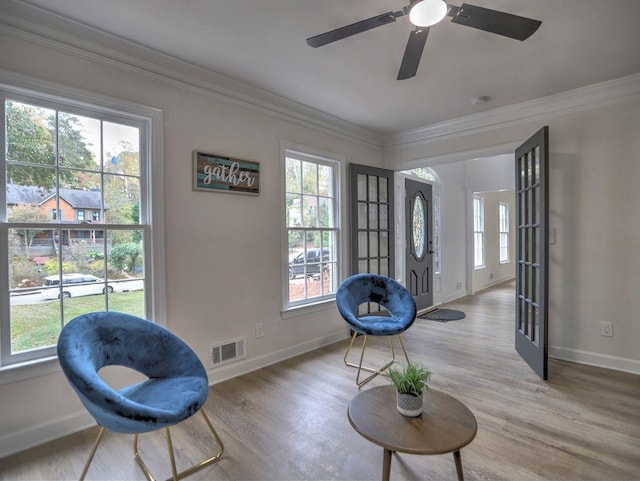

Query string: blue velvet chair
[57,311,224,481]
[336,274,417,387]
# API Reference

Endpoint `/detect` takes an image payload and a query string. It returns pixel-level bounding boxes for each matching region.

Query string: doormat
[420,308,466,322]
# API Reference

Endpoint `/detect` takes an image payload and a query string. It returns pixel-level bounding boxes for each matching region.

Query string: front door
[515,126,549,380]
[405,178,433,312]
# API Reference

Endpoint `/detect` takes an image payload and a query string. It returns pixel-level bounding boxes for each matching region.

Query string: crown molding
[0,0,383,149]
[385,73,640,149]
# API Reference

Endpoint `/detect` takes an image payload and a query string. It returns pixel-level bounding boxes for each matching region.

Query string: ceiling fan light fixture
[409,0,448,27]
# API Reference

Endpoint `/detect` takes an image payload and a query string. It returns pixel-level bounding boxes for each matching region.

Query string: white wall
[390,98,640,376]
[0,30,383,456]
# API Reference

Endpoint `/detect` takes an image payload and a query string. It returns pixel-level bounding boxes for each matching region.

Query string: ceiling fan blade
[448,3,541,41]
[397,28,429,81]
[307,10,406,48]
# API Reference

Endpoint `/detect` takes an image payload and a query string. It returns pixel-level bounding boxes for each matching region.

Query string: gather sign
[193,151,260,195]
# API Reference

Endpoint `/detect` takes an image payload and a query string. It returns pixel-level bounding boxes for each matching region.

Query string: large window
[284,150,339,309]
[499,202,510,263]
[1,81,162,368]
[473,196,485,268]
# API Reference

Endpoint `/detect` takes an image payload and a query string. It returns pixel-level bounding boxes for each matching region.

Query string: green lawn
[10,291,145,353]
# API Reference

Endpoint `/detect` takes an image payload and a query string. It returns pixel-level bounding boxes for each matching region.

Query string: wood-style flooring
[2,280,639,480]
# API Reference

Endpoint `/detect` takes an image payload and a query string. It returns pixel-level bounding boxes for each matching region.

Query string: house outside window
[1,79,163,369]
[499,202,510,263]
[473,196,485,268]
[284,149,340,309]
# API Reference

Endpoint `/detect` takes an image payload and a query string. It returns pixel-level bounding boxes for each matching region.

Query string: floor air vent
[210,336,246,368]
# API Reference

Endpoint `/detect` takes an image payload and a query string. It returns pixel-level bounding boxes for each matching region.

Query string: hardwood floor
[2,280,639,480]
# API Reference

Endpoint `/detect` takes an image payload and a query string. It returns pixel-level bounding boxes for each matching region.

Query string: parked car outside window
[41,273,114,299]
[288,248,330,280]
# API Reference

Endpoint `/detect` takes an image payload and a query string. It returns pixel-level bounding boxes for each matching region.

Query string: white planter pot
[396,391,423,417]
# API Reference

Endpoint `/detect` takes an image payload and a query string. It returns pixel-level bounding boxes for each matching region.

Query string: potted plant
[387,362,432,417]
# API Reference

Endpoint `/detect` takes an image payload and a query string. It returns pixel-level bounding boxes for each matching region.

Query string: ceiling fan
[306,0,542,80]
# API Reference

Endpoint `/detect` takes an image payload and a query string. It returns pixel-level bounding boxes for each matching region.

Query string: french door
[515,126,549,380]
[348,164,394,279]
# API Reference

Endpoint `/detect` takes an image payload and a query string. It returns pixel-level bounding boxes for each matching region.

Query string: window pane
[286,194,302,227]
[106,230,146,317]
[103,122,140,176]
[412,196,425,258]
[358,231,368,256]
[103,174,141,224]
[368,203,378,230]
[379,204,388,230]
[5,100,56,166]
[302,195,319,228]
[6,172,56,224]
[286,157,301,194]
[358,202,367,229]
[369,232,379,257]
[302,161,317,195]
[318,198,333,228]
[58,112,100,171]
[378,178,388,203]
[318,164,332,197]
[8,231,61,353]
[380,231,389,257]
[380,258,389,277]
[368,175,378,201]
[357,174,367,201]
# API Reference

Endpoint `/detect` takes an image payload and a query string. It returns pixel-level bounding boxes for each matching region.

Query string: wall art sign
[193,150,260,195]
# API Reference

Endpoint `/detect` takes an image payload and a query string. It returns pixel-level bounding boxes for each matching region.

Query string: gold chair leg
[79,426,106,481]
[397,334,410,364]
[165,427,179,481]
[343,332,410,388]
[133,409,224,481]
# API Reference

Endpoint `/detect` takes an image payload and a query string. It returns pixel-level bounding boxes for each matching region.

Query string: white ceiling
[11,0,640,136]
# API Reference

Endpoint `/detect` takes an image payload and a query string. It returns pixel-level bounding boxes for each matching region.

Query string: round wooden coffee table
[348,385,477,481]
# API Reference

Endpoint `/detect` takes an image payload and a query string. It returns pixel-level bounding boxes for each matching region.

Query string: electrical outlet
[600,322,613,337]
[456,281,462,290]
[255,323,264,338]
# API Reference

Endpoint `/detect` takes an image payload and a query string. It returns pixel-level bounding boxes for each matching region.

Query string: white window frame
[499,202,510,263]
[282,145,342,313]
[473,196,485,268]
[0,70,165,382]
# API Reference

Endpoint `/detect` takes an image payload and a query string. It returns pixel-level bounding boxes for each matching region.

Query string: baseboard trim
[550,346,640,375]
[206,328,350,385]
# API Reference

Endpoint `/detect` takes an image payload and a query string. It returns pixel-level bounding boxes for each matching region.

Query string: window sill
[0,355,60,386]
[280,298,336,320]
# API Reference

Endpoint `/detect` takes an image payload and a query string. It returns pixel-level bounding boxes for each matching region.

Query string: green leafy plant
[387,362,432,396]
